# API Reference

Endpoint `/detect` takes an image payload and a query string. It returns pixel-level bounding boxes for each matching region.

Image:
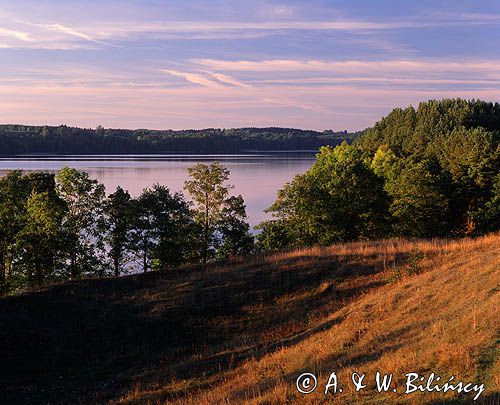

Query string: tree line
[0,125,355,154]
[0,163,253,294]
[4,98,500,292]
[258,99,500,249]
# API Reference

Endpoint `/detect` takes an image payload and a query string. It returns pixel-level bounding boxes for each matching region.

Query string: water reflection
[0,153,316,227]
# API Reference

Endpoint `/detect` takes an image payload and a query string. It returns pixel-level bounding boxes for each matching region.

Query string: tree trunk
[143,246,148,273]
[202,225,208,266]
[0,246,6,294]
[35,259,42,286]
[466,198,477,235]
[70,254,78,278]
[113,253,120,277]
[203,196,209,267]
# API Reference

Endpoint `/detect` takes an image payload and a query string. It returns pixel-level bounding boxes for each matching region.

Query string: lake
[0,153,316,228]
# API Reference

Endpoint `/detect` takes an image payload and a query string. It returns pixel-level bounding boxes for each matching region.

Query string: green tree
[435,127,500,234]
[130,191,156,273]
[371,145,399,179]
[385,158,452,237]
[130,184,196,272]
[261,173,322,247]
[482,172,500,232]
[16,191,65,286]
[255,219,293,252]
[185,163,253,264]
[216,195,254,259]
[358,99,500,237]
[308,143,390,241]
[104,187,134,277]
[260,143,389,249]
[0,171,28,293]
[184,162,231,265]
[56,167,106,278]
[95,125,105,135]
[0,171,63,292]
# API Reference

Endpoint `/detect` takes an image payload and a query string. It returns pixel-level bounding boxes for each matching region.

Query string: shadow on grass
[0,248,410,403]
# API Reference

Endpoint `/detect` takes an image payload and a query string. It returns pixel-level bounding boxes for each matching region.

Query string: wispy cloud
[0,1,499,130]
[194,58,500,73]
[42,14,500,40]
[47,20,415,41]
[0,11,119,49]
[428,11,500,23]
[0,26,33,42]
[2,78,499,131]
[0,11,486,48]
[258,76,500,86]
[160,69,223,88]
[209,72,251,88]
[1,9,499,50]
[161,69,253,89]
[43,23,119,47]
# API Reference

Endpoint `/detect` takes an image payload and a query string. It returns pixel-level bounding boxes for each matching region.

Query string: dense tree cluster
[258,99,500,250]
[0,125,355,154]
[0,163,253,294]
[4,98,500,289]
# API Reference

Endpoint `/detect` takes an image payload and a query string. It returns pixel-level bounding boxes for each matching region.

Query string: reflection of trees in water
[0,154,315,228]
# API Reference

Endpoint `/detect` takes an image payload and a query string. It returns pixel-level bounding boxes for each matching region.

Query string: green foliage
[0,171,66,291]
[0,125,355,154]
[216,195,254,259]
[255,220,293,252]
[0,164,253,294]
[56,167,107,277]
[16,191,65,286]
[308,143,390,241]
[406,247,425,276]
[359,99,500,158]
[5,98,500,289]
[0,171,27,292]
[104,187,134,277]
[260,142,389,247]
[259,98,500,251]
[371,145,399,179]
[385,158,453,237]
[129,184,197,272]
[482,172,500,232]
[387,247,424,284]
[262,174,320,247]
[185,162,253,264]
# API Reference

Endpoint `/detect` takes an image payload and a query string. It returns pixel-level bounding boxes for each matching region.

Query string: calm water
[0,153,316,227]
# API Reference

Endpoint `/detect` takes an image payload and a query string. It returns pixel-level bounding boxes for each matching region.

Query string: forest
[0,163,253,293]
[0,125,354,154]
[257,99,500,249]
[3,98,500,293]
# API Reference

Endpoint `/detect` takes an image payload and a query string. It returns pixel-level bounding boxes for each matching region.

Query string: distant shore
[0,125,358,155]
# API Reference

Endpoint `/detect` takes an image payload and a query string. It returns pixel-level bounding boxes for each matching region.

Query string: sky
[1,0,500,131]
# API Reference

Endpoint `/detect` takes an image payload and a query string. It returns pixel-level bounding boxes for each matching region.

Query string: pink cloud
[1,79,499,131]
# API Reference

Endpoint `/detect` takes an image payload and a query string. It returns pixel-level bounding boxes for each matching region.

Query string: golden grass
[118,235,500,404]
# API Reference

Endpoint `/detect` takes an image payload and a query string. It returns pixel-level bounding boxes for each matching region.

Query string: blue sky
[1,0,499,130]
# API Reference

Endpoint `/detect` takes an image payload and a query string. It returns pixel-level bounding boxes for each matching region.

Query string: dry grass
[118,236,500,404]
[1,235,499,404]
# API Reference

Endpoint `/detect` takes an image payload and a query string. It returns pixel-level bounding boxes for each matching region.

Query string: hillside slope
[0,236,499,404]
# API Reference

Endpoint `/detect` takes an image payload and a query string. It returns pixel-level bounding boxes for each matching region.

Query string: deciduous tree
[56,167,106,277]
[104,187,134,277]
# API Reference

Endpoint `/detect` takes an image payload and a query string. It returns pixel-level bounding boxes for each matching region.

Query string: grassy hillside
[1,236,499,404]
